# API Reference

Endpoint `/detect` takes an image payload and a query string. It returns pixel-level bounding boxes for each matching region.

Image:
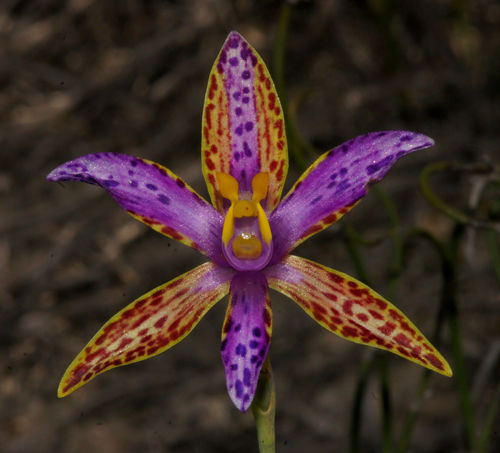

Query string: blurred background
[1,0,499,452]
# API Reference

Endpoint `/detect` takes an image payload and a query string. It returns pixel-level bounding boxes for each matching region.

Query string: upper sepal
[202,31,288,213]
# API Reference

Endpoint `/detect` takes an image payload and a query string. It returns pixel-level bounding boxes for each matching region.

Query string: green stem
[251,358,276,453]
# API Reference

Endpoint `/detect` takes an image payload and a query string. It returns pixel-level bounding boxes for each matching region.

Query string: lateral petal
[58,262,235,397]
[202,31,288,213]
[265,255,452,376]
[221,272,272,411]
[47,153,225,264]
[269,131,434,261]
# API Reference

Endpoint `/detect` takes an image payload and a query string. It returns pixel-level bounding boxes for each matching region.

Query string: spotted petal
[202,31,288,213]
[269,131,434,261]
[265,255,452,376]
[58,262,235,397]
[221,272,272,411]
[47,153,225,264]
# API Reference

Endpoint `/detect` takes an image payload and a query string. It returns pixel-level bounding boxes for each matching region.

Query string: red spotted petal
[265,255,452,376]
[58,263,235,397]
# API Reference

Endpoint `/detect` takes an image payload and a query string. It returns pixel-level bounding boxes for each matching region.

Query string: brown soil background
[1,1,499,452]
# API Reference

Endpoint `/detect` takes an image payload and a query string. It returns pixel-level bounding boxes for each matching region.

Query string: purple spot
[233,91,241,101]
[258,348,266,358]
[229,37,239,49]
[375,131,387,138]
[236,343,247,357]
[243,87,250,94]
[241,169,246,180]
[243,368,251,386]
[220,50,227,64]
[242,70,250,80]
[252,327,261,337]
[311,195,322,205]
[217,63,223,74]
[340,144,349,153]
[251,355,258,363]
[250,54,257,66]
[128,170,134,176]
[330,173,337,180]
[396,150,406,158]
[176,179,185,188]
[103,180,119,187]
[243,142,252,157]
[229,57,239,66]
[234,151,241,162]
[400,134,413,141]
[235,125,243,136]
[235,323,241,332]
[235,107,242,116]
[235,380,243,398]
[249,340,259,349]
[327,181,336,189]
[336,180,351,192]
[230,363,238,371]
[339,168,348,176]
[221,339,227,351]
[245,121,254,132]
[240,48,248,59]
[242,96,250,104]
[158,194,170,205]
[130,160,138,167]
[129,180,138,188]
[146,183,157,191]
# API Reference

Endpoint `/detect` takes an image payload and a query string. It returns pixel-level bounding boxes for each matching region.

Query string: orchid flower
[47,31,451,412]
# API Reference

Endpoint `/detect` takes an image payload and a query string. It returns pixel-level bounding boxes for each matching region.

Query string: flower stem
[251,358,276,453]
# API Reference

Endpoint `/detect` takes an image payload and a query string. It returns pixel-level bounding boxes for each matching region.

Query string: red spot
[150,296,163,306]
[341,326,358,337]
[303,224,322,238]
[351,288,369,298]
[356,313,369,322]
[322,292,338,302]
[138,328,148,336]
[161,225,183,241]
[424,353,444,370]
[206,158,215,170]
[394,333,411,347]
[154,316,168,329]
[276,159,285,182]
[342,300,354,316]
[204,126,209,143]
[375,299,388,310]
[257,64,265,82]
[268,92,276,110]
[378,321,396,336]
[168,318,181,333]
[368,309,383,320]
[210,144,218,154]
[397,346,410,357]
[269,160,278,172]
[205,103,215,129]
[399,320,416,336]
[277,140,284,150]
[135,299,147,309]
[328,273,344,284]
[263,308,272,326]
[121,309,134,318]
[330,316,343,325]
[274,119,283,139]
[323,213,338,224]
[311,301,327,315]
[131,314,150,330]
[83,372,93,382]
[140,334,153,344]
[274,106,280,115]
[208,75,218,100]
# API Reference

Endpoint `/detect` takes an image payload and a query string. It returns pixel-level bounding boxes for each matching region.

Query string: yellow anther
[252,172,269,202]
[217,171,272,250]
[216,172,239,202]
[232,233,263,259]
[234,200,258,218]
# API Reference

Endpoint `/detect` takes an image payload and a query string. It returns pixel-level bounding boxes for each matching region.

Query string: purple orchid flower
[48,31,451,412]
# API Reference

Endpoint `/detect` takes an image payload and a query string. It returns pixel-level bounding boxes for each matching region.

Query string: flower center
[216,171,273,271]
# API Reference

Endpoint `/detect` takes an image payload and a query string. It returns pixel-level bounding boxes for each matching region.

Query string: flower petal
[269,131,434,261]
[58,262,235,397]
[221,272,272,411]
[265,255,452,376]
[47,153,225,264]
[202,31,288,213]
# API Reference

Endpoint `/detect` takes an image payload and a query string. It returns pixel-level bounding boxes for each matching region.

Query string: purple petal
[269,131,434,261]
[47,153,225,264]
[221,271,271,412]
